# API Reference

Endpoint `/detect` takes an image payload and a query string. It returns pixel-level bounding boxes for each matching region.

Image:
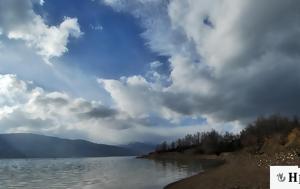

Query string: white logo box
[270,166,300,189]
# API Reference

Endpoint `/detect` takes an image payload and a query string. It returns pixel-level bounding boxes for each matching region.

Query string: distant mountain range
[0,133,137,158]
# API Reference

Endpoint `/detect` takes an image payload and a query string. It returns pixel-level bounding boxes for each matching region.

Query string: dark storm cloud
[163,54,300,123]
[34,92,118,119]
[79,106,118,119]
[103,0,300,125]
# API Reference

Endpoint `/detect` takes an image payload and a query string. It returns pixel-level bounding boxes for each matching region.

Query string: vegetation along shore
[142,115,300,189]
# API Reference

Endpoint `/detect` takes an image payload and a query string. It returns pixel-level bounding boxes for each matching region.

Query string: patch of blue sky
[36,0,169,79]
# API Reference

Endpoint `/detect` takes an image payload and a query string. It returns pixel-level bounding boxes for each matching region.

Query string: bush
[155,115,300,155]
[240,115,300,148]
[155,130,241,155]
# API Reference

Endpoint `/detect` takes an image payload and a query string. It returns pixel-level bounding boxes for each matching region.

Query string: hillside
[0,133,136,158]
[146,115,300,189]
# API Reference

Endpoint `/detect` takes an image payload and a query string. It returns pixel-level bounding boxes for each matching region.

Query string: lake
[0,156,206,189]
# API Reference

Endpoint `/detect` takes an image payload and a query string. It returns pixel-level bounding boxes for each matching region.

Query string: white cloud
[0,74,114,142]
[7,16,82,65]
[0,0,82,64]
[40,0,45,6]
[101,0,300,127]
[0,74,205,144]
[2,0,300,143]
[98,76,162,118]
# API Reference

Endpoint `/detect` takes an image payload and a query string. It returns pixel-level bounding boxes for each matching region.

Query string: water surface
[0,157,205,189]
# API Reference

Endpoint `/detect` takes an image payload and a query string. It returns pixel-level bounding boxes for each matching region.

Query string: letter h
[289,172,298,182]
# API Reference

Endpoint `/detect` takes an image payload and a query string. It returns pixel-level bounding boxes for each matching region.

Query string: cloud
[0,74,201,144]
[102,0,198,58]
[0,36,110,105]
[98,75,184,122]
[101,0,300,127]
[8,17,82,65]
[39,0,44,6]
[98,76,157,118]
[0,74,117,142]
[79,106,118,119]
[2,0,300,144]
[0,0,82,64]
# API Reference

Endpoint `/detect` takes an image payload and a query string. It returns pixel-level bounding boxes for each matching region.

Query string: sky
[0,0,300,145]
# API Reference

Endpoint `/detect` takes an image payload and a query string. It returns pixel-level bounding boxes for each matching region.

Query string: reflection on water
[0,157,209,189]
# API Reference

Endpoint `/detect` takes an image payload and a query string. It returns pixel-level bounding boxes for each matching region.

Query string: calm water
[0,157,205,189]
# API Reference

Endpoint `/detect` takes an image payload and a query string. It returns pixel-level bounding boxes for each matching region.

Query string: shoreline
[162,150,300,189]
[142,149,300,189]
[144,123,300,189]
[163,162,223,189]
[140,152,228,189]
[142,132,300,189]
[162,151,270,189]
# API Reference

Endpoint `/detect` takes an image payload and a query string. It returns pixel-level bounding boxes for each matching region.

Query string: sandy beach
[162,149,300,189]
[164,152,268,189]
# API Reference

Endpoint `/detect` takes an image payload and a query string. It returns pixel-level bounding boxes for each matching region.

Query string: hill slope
[0,133,136,158]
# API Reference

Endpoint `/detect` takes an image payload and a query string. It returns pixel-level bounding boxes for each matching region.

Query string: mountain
[0,133,136,158]
[121,142,156,155]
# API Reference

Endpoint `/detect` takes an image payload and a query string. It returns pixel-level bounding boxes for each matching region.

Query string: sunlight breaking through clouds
[0,0,300,143]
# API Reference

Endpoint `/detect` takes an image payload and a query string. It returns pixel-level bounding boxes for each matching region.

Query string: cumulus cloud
[98,76,159,118]
[100,0,300,128]
[0,74,117,142]
[0,0,82,64]
[2,0,300,143]
[0,74,198,144]
[98,75,184,123]
[7,16,82,64]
